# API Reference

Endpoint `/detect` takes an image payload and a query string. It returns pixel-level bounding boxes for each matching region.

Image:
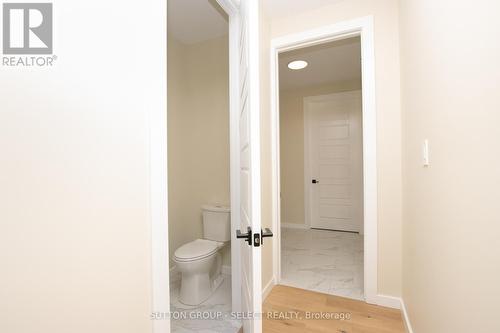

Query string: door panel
[238,0,261,332]
[306,91,363,232]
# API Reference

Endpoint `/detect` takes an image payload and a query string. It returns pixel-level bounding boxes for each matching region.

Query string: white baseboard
[400,298,414,333]
[262,277,275,301]
[373,294,402,309]
[372,295,413,333]
[281,223,310,230]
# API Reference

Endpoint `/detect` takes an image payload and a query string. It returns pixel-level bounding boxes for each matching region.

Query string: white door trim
[218,0,243,314]
[151,0,169,331]
[303,96,312,229]
[270,16,379,304]
[152,1,241,332]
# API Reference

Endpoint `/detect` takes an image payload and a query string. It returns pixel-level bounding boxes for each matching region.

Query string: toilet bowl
[173,239,225,305]
[173,205,230,305]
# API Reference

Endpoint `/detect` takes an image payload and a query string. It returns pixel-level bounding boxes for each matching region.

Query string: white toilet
[173,205,230,305]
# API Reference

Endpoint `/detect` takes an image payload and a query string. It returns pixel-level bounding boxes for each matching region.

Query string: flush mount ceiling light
[287,60,308,70]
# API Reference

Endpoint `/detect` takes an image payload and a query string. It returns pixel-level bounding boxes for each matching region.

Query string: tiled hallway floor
[280,227,364,300]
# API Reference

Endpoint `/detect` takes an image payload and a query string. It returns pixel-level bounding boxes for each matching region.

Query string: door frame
[220,0,243,315]
[304,91,363,233]
[270,16,379,304]
[151,1,241,332]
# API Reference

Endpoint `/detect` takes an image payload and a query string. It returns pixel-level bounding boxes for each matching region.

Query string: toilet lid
[174,239,218,261]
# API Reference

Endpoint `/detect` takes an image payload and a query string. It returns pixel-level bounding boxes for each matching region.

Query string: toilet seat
[174,239,219,262]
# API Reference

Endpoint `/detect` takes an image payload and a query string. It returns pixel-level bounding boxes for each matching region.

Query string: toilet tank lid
[202,204,230,213]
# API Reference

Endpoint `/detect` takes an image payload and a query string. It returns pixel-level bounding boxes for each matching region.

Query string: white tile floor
[170,273,241,333]
[281,227,364,300]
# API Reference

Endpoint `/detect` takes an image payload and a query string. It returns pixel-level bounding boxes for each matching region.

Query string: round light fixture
[287,60,308,70]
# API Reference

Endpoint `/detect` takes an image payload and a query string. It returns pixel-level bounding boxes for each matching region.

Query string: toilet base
[176,251,224,306]
[179,273,224,306]
[212,273,224,291]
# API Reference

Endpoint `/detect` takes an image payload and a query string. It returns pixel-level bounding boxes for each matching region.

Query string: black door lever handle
[312,179,319,184]
[261,228,274,245]
[236,226,252,246]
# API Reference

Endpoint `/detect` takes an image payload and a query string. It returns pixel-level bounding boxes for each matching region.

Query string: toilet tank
[202,205,231,242]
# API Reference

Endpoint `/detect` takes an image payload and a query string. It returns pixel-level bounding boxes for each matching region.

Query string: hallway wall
[0,1,165,332]
[400,0,500,332]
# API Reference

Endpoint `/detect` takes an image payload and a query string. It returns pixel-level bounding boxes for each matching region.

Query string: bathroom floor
[170,273,241,333]
[281,227,364,300]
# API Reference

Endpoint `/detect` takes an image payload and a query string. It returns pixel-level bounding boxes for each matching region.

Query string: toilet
[173,205,230,305]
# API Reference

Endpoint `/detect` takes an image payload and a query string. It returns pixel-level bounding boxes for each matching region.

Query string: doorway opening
[279,37,364,300]
[270,17,379,304]
[167,0,241,332]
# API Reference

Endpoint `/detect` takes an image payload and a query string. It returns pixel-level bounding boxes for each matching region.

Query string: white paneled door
[305,91,363,232]
[237,0,262,332]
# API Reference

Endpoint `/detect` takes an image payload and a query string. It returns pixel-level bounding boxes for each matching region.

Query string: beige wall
[260,6,275,293]
[400,0,500,331]
[263,0,403,298]
[167,35,231,267]
[279,81,362,226]
[0,1,165,332]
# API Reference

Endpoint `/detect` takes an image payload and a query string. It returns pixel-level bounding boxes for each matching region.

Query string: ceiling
[168,0,228,44]
[168,0,348,45]
[279,37,361,91]
[263,0,347,19]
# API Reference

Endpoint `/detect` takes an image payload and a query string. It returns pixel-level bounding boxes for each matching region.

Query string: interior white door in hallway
[305,91,363,232]
[235,0,262,332]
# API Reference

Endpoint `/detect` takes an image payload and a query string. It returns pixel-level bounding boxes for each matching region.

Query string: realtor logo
[2,3,53,54]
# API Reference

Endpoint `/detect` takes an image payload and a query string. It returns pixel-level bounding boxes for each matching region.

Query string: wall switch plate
[422,139,430,167]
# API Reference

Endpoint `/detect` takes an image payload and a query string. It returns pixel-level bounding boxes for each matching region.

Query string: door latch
[253,232,261,247]
[237,227,274,247]
[253,228,274,247]
[236,226,252,246]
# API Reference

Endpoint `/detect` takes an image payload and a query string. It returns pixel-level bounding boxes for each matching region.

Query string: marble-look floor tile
[170,273,241,333]
[281,228,364,300]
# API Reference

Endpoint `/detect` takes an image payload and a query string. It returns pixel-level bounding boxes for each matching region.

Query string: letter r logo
[2,3,53,54]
